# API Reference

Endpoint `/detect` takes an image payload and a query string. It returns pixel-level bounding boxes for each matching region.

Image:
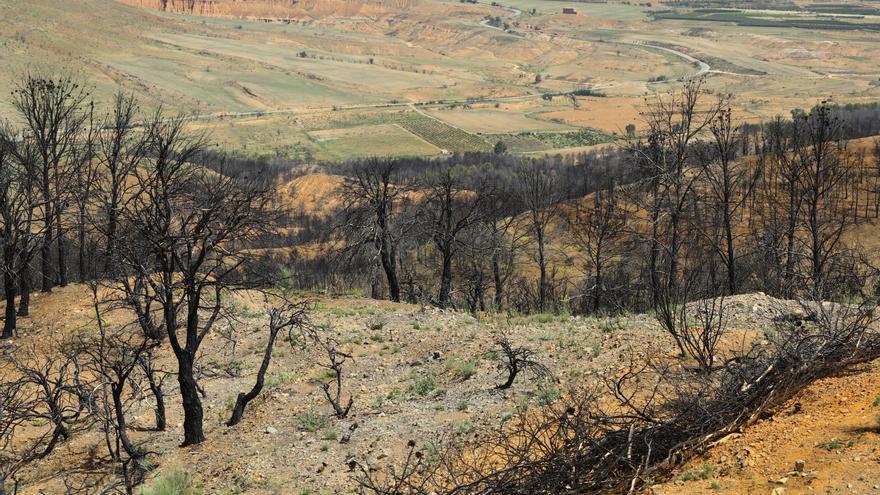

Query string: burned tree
[565,185,629,314]
[0,343,86,495]
[702,106,757,295]
[0,134,37,338]
[227,302,310,427]
[512,162,566,312]
[72,284,153,493]
[339,159,409,302]
[113,112,276,445]
[95,92,145,275]
[138,349,167,432]
[318,339,354,418]
[493,336,550,390]
[796,105,854,297]
[677,294,728,372]
[9,73,91,292]
[753,117,807,296]
[629,79,722,355]
[417,164,487,308]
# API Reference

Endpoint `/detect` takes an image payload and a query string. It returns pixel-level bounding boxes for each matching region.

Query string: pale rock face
[115,0,418,19]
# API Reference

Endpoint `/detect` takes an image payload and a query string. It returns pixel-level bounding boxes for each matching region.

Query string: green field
[654,9,880,30]
[309,124,441,160]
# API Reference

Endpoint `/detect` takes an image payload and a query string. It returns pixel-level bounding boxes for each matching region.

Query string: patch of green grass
[321,428,338,441]
[817,438,853,450]
[681,463,715,481]
[535,384,561,406]
[534,313,555,324]
[311,368,338,384]
[872,394,880,407]
[297,411,328,433]
[408,370,439,397]
[140,469,202,495]
[598,317,624,334]
[455,420,476,436]
[445,357,479,381]
[422,442,440,466]
[265,370,295,389]
[314,304,357,317]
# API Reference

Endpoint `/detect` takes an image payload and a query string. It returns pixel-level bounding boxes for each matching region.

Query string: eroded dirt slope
[657,362,880,495]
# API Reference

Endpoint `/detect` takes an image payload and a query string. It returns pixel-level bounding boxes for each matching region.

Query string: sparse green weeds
[445,357,478,381]
[681,463,715,481]
[408,370,438,396]
[297,411,328,433]
[535,384,561,406]
[141,469,202,495]
[817,438,854,450]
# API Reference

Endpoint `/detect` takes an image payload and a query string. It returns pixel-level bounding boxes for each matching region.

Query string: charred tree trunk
[141,358,166,431]
[78,207,87,282]
[492,251,504,310]
[3,259,16,339]
[105,204,118,275]
[40,229,53,293]
[379,233,400,303]
[176,352,205,446]
[537,228,547,312]
[17,256,30,317]
[111,382,143,464]
[438,250,453,309]
[56,212,67,288]
[227,324,280,427]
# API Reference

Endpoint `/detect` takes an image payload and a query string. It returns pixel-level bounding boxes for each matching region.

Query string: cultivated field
[5,0,877,160]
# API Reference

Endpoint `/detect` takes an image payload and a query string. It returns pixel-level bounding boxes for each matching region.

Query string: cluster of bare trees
[332,158,570,313]
[301,80,880,321]
[0,74,313,492]
[348,80,880,494]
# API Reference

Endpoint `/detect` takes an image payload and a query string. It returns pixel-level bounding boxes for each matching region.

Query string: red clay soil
[655,360,880,495]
